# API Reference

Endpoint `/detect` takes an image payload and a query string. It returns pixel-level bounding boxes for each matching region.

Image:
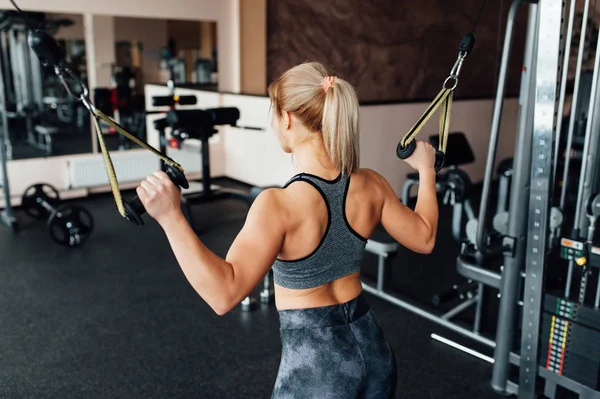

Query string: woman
[136,62,438,398]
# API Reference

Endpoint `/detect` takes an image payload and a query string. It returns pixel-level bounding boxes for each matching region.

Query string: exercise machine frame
[365,0,600,397]
[0,39,17,232]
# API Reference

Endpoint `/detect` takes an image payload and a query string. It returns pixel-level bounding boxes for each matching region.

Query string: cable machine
[457,0,600,396]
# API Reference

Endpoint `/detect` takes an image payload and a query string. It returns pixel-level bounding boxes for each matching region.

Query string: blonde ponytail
[322,78,360,175]
[267,62,360,175]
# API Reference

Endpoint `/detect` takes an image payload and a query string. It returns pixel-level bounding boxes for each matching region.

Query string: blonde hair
[267,62,360,175]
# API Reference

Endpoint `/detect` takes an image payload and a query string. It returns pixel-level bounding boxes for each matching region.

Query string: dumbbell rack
[0,43,17,232]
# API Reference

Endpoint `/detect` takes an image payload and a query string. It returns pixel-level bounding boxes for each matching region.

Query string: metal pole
[595,274,600,308]
[553,0,577,186]
[560,0,592,209]
[496,173,510,215]
[441,297,477,320]
[476,0,522,254]
[0,40,16,231]
[474,283,484,333]
[8,30,24,113]
[0,31,14,107]
[452,202,463,242]
[519,0,565,395]
[362,283,497,348]
[376,256,385,291]
[464,200,476,221]
[29,46,43,113]
[491,3,539,394]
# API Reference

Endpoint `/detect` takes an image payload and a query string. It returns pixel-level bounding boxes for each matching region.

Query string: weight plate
[588,193,600,219]
[549,207,564,230]
[493,212,509,235]
[444,169,472,201]
[21,183,60,220]
[47,204,94,247]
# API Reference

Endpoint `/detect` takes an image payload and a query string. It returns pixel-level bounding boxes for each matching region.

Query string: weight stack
[540,293,600,390]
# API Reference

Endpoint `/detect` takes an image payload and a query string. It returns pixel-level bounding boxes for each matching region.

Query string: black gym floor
[0,180,503,399]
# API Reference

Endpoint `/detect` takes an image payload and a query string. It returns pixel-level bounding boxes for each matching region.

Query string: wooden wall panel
[267,0,528,102]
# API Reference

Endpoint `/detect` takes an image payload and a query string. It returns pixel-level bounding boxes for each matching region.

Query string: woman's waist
[276,286,369,329]
[274,272,362,310]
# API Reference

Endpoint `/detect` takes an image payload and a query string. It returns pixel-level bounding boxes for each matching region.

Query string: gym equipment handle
[396,140,445,172]
[152,95,198,107]
[28,30,66,68]
[123,164,190,226]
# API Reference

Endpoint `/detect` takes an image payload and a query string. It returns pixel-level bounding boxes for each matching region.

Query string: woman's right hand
[403,140,436,172]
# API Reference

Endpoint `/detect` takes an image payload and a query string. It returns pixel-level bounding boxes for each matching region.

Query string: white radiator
[68,152,160,188]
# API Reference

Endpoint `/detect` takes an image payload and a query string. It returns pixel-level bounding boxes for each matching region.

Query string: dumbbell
[241,274,274,311]
[396,140,445,172]
[21,183,94,247]
[123,163,190,226]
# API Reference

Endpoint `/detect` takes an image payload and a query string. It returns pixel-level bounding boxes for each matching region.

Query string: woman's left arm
[138,171,285,315]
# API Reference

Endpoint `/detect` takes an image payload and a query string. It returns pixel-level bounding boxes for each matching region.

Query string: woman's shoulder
[352,168,388,189]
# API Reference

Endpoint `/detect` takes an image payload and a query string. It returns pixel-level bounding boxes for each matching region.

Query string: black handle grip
[152,95,198,107]
[397,140,445,173]
[434,151,445,173]
[396,140,416,160]
[124,164,190,226]
[177,95,197,105]
[28,30,66,67]
[459,33,476,54]
[151,96,174,107]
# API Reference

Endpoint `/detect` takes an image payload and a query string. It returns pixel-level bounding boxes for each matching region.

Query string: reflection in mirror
[97,17,217,153]
[0,10,90,160]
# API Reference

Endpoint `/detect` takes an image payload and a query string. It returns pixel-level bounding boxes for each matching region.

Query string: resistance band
[396,0,487,172]
[10,0,189,226]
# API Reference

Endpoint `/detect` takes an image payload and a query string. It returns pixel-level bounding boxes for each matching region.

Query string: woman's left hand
[136,170,182,224]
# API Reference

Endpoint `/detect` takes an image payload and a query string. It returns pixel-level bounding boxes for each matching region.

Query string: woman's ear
[282,111,291,130]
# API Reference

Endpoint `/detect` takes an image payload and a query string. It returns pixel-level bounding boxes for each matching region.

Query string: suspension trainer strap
[400,87,453,150]
[396,0,486,172]
[439,90,453,154]
[91,110,185,217]
[93,109,184,172]
[92,115,126,216]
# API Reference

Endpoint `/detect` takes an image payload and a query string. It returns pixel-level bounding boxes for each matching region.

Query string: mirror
[97,17,218,153]
[0,10,91,160]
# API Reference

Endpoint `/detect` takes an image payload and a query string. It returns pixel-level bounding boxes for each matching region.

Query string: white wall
[360,99,520,194]
[221,94,294,187]
[0,0,240,92]
[52,13,85,40]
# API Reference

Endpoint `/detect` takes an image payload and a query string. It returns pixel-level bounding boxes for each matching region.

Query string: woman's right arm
[377,141,438,254]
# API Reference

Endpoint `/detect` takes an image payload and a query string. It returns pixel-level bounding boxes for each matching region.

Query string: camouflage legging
[272,292,398,398]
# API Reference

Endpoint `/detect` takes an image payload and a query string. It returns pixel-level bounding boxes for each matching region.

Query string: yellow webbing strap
[399,87,453,154]
[439,90,453,154]
[90,109,185,218]
[91,115,126,216]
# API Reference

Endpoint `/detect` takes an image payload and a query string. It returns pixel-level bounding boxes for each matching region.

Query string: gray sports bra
[271,172,368,290]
